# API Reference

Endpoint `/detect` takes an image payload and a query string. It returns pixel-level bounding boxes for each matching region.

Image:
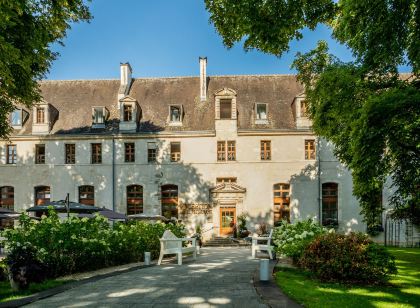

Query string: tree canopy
[206,0,420,228]
[0,0,91,139]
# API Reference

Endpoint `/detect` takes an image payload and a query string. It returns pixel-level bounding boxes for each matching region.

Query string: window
[161,184,178,219]
[216,177,237,184]
[36,107,45,124]
[170,106,182,122]
[35,186,50,205]
[274,183,290,224]
[305,139,316,160]
[256,103,267,120]
[127,185,143,215]
[91,143,102,164]
[260,140,271,160]
[11,109,22,126]
[79,185,94,205]
[125,143,135,162]
[35,144,45,164]
[123,105,133,122]
[147,142,157,163]
[6,145,16,164]
[217,141,236,161]
[170,142,181,162]
[65,144,75,164]
[300,100,308,117]
[92,107,105,124]
[322,183,338,227]
[220,99,232,119]
[0,186,14,211]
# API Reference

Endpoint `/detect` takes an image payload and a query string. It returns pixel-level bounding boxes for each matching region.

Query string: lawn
[275,247,420,308]
[0,279,70,303]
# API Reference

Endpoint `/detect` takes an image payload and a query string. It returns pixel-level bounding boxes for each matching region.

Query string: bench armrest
[252,236,270,240]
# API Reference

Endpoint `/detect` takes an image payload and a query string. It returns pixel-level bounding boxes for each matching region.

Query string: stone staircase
[203,237,251,247]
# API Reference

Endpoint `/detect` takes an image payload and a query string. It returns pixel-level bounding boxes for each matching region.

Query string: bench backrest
[161,230,179,250]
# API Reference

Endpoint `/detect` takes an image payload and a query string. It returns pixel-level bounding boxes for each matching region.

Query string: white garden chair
[158,230,199,265]
[252,229,274,259]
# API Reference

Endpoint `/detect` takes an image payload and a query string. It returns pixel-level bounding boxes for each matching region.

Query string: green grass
[0,279,71,303]
[275,247,420,308]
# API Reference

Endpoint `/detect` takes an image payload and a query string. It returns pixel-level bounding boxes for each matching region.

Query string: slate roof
[13,75,304,135]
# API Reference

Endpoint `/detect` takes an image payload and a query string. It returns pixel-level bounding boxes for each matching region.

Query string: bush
[272,219,327,262]
[1,210,186,279]
[300,232,397,283]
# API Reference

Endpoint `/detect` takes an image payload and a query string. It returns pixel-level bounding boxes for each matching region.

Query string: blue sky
[47,1,359,80]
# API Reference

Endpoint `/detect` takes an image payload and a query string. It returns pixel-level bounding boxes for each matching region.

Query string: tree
[0,0,92,139]
[205,0,420,229]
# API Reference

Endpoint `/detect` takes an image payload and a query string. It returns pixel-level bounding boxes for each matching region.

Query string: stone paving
[26,247,267,308]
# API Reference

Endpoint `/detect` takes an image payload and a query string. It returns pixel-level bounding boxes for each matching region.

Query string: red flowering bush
[299,232,397,283]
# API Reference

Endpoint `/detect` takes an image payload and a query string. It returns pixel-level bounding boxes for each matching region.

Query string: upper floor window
[260,140,271,160]
[305,139,316,160]
[6,145,17,164]
[123,105,133,122]
[322,183,338,227]
[127,185,143,215]
[125,142,135,162]
[36,107,45,124]
[148,142,157,163]
[0,186,14,211]
[35,185,50,205]
[170,142,181,162]
[11,109,22,126]
[256,103,267,120]
[216,177,237,184]
[65,144,76,164]
[300,100,308,117]
[91,143,102,164]
[169,105,182,123]
[35,144,45,164]
[79,185,95,205]
[217,141,236,161]
[220,99,232,119]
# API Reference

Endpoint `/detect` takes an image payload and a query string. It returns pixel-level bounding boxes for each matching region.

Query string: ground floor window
[274,183,290,224]
[322,182,338,227]
[0,186,14,211]
[35,186,50,205]
[127,185,143,215]
[161,184,178,219]
[79,185,95,205]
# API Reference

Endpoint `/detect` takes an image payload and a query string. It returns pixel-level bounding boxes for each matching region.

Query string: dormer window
[10,108,28,129]
[255,103,268,124]
[92,106,108,128]
[36,107,45,124]
[123,105,133,122]
[292,94,311,129]
[220,99,232,119]
[168,105,183,126]
[300,100,308,117]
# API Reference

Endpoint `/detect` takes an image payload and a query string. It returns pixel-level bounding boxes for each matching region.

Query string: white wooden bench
[158,230,199,265]
[252,229,274,259]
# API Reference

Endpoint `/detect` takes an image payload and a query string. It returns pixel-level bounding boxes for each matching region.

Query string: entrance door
[220,207,236,236]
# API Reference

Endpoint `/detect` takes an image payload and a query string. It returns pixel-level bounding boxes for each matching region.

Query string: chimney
[199,57,207,102]
[120,62,132,95]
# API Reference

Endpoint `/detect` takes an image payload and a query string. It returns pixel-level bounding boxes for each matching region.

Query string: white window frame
[168,105,183,126]
[255,103,268,124]
[92,106,109,128]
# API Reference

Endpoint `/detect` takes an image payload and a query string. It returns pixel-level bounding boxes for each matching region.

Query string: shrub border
[0,263,155,308]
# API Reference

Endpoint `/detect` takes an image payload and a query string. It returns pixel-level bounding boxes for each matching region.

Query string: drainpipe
[112,137,115,211]
[317,137,321,225]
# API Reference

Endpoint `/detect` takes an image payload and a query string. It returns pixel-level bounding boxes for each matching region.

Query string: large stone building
[0,58,397,241]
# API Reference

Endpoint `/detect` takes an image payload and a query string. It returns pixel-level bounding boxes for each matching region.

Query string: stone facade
[0,59,401,242]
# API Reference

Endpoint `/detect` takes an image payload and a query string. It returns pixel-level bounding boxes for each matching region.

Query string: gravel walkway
[25,247,267,308]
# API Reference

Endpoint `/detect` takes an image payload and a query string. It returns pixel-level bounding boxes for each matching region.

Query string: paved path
[26,247,267,308]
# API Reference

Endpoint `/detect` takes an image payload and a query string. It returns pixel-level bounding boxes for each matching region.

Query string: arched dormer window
[214,88,237,120]
[161,184,178,219]
[322,183,338,227]
[119,96,140,132]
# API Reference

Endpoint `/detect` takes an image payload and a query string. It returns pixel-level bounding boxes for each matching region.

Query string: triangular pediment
[119,95,137,102]
[210,183,246,193]
[214,87,237,97]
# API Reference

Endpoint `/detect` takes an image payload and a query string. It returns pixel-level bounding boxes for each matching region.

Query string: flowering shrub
[300,232,397,283]
[272,219,327,262]
[1,211,186,279]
